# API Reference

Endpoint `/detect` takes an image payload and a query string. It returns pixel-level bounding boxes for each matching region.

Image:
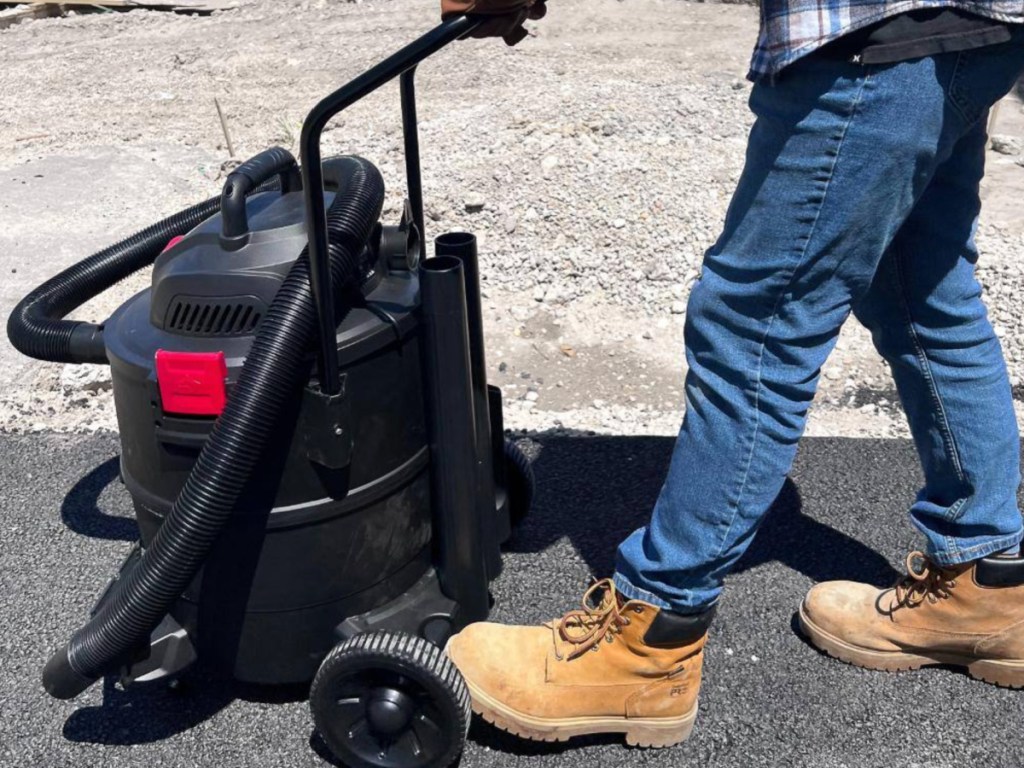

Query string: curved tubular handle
[299,15,480,396]
[221,146,300,248]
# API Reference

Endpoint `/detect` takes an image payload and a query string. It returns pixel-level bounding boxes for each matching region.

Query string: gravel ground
[2,0,1023,437]
[3,431,1024,768]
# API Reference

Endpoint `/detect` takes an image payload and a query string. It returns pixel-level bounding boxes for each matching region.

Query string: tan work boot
[446,579,714,747]
[799,550,1024,687]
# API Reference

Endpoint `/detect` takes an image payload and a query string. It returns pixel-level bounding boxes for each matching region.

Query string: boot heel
[967,658,1024,689]
[624,709,698,749]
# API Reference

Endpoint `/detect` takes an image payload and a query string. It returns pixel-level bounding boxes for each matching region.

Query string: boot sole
[798,603,1024,689]
[465,677,697,748]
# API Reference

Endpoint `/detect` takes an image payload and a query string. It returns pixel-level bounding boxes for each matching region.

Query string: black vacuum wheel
[503,438,535,526]
[310,633,471,768]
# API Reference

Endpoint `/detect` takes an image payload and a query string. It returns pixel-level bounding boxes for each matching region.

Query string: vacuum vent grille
[164,296,266,337]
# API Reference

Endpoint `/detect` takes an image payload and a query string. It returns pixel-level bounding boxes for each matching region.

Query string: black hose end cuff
[68,323,107,365]
[42,645,96,700]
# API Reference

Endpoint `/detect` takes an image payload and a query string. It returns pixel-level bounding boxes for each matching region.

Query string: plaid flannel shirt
[749,0,1024,79]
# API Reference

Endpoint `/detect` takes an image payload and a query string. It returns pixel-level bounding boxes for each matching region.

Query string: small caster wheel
[310,632,471,768]
[503,438,535,527]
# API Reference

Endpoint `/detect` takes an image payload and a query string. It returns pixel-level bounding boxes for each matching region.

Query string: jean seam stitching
[613,575,674,610]
[944,499,968,558]
[942,50,983,131]
[957,535,1022,557]
[945,50,979,128]
[891,244,968,556]
[710,70,872,561]
[934,532,1023,563]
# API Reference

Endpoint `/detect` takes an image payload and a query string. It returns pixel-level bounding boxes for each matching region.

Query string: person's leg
[615,40,1024,614]
[448,37,1024,745]
[799,106,1024,686]
[794,37,1024,687]
[852,117,1023,565]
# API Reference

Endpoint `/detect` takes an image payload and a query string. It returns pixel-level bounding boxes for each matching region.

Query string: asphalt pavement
[2,432,1022,768]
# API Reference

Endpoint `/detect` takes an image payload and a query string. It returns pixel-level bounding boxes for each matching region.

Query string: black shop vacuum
[6,16,534,768]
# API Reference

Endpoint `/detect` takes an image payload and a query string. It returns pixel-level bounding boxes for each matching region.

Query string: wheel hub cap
[366,687,416,737]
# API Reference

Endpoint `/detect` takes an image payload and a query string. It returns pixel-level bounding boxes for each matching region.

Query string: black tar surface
[1,432,1022,768]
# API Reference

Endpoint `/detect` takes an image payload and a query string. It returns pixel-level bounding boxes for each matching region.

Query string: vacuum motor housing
[105,185,439,684]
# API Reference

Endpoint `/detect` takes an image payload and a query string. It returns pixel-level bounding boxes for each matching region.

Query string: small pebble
[464,193,486,213]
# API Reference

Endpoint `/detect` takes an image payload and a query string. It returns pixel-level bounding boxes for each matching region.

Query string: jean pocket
[947,51,985,127]
[946,42,1024,129]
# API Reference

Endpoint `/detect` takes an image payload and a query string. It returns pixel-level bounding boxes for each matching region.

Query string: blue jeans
[615,35,1024,613]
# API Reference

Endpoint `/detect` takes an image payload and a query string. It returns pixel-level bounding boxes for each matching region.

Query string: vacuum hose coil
[6,148,297,365]
[7,193,249,365]
[42,156,385,699]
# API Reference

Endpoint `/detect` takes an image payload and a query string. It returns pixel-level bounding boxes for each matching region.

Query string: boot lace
[551,579,636,661]
[893,551,958,608]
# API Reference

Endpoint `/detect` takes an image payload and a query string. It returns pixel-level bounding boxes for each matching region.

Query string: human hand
[440,0,548,46]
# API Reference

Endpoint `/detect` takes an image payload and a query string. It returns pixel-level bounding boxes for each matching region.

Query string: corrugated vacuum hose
[41,155,385,699]
[5,146,297,366]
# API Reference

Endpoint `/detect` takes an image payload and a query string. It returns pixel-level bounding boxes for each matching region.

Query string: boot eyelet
[633,606,644,614]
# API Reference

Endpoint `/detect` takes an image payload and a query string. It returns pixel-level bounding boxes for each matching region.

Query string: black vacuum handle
[299,15,480,397]
[221,147,300,248]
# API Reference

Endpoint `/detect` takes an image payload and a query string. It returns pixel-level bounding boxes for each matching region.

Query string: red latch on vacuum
[155,350,228,416]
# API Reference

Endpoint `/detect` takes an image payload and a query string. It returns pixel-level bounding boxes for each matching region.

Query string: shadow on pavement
[62,675,233,746]
[60,456,138,543]
[62,671,308,746]
[508,434,900,587]
[55,432,901,750]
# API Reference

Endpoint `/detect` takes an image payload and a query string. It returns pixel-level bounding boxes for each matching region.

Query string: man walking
[442,0,1024,747]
